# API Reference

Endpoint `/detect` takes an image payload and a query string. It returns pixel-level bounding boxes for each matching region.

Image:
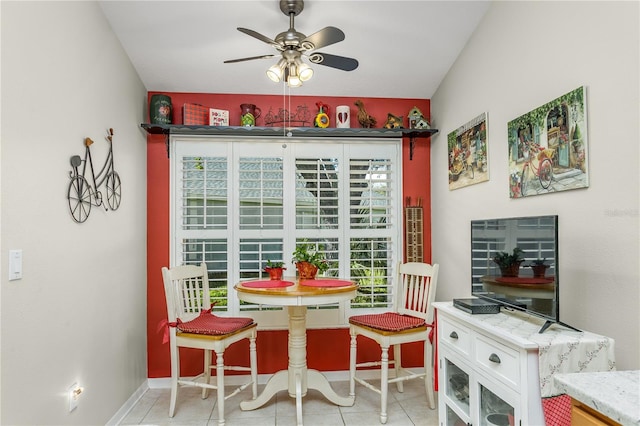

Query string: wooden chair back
[395,262,439,323]
[162,262,211,323]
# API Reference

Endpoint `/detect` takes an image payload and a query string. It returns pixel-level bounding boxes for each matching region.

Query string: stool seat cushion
[177,309,254,336]
[349,312,426,332]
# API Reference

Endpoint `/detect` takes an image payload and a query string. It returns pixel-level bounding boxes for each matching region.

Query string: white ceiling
[99,1,490,99]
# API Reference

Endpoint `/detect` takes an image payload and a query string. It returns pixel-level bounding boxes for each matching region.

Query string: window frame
[170,135,403,328]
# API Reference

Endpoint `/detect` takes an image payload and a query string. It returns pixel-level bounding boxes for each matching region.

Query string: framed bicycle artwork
[447,112,489,190]
[507,86,589,199]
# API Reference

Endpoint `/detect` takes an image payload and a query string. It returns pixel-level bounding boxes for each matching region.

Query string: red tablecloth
[241,280,294,288]
[299,279,354,287]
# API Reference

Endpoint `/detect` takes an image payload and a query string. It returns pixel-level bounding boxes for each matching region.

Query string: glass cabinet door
[443,357,470,420]
[479,384,514,426]
[445,405,468,426]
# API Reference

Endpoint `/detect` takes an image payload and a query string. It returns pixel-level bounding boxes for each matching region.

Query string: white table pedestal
[240,306,354,425]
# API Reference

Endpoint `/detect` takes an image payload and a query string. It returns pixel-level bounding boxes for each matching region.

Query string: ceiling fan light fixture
[286,63,302,87]
[266,58,286,82]
[287,76,302,87]
[287,73,303,86]
[297,61,313,82]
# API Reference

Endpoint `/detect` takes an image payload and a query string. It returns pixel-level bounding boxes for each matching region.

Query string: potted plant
[492,247,525,277]
[528,258,549,278]
[264,260,286,280]
[291,242,329,280]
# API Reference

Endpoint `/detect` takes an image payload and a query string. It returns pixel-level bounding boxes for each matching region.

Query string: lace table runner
[472,310,616,397]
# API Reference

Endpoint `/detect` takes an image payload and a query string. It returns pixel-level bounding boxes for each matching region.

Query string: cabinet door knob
[449,331,458,339]
[489,353,501,364]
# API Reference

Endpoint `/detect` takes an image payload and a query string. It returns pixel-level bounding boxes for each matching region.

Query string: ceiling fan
[224,0,359,87]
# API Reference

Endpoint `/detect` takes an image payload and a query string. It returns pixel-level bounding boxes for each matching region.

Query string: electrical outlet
[68,383,82,412]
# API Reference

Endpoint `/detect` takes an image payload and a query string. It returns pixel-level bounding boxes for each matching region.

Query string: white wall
[1,2,148,424]
[431,1,639,370]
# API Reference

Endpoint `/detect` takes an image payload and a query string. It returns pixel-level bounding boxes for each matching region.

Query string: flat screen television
[470,215,577,333]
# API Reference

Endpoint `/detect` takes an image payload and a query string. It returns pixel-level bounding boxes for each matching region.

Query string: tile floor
[119,379,439,425]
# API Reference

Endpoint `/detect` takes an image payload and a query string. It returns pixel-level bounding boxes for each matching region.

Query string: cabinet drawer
[475,336,520,388]
[440,317,471,357]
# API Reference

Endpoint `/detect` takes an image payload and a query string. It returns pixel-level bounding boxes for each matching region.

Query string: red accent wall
[147,92,432,378]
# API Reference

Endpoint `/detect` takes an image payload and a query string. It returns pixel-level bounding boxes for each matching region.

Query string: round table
[235,278,357,425]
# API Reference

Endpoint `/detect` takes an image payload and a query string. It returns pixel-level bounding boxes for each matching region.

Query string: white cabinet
[434,302,544,426]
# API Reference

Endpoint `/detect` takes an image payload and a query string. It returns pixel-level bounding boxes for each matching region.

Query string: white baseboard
[105,381,149,426]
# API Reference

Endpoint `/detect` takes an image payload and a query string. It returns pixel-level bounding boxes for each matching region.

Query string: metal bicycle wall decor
[263,104,313,126]
[67,128,122,223]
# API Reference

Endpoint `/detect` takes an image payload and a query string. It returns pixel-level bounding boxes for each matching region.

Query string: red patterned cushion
[542,394,572,426]
[349,312,427,332]
[177,309,254,336]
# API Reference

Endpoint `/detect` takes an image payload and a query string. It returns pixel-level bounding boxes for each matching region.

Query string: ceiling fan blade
[224,54,275,64]
[301,26,345,50]
[308,52,358,71]
[237,27,280,48]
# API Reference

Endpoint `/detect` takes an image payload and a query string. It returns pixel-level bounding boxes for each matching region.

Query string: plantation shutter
[172,137,402,326]
[235,149,287,314]
[177,152,230,309]
[347,149,397,310]
[295,157,339,229]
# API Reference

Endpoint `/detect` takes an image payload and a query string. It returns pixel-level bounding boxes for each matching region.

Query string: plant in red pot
[264,260,286,280]
[292,242,329,280]
[492,247,525,277]
[528,258,550,278]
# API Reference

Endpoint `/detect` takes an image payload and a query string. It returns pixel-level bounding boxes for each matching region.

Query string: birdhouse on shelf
[408,106,430,129]
[383,113,404,129]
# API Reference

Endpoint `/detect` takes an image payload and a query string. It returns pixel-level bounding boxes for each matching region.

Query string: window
[171,137,402,327]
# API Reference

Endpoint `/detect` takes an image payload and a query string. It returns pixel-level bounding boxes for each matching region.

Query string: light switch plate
[9,250,22,280]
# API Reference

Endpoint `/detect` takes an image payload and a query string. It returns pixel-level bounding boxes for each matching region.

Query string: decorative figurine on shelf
[408,106,430,129]
[336,105,350,128]
[314,102,330,128]
[150,94,172,124]
[383,113,404,129]
[240,103,261,127]
[354,99,377,128]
